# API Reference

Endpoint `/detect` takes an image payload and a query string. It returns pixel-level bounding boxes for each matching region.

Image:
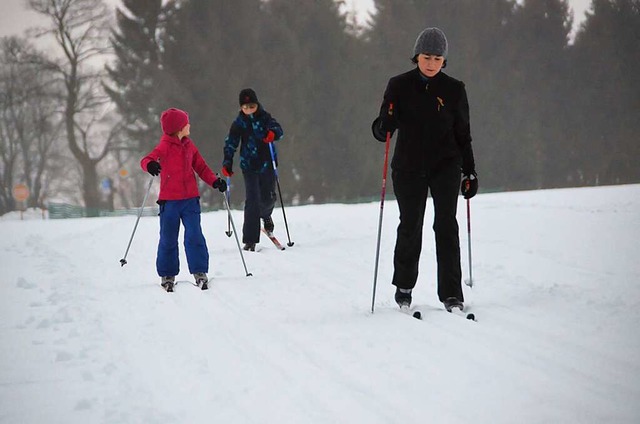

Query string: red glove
[263,130,276,143]
[222,165,233,177]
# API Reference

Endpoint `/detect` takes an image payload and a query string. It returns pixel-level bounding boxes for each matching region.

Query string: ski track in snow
[1,184,639,423]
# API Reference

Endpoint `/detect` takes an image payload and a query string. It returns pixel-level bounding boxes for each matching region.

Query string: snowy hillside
[1,184,639,423]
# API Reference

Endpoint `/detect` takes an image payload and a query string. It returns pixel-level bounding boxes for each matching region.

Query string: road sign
[101,178,112,194]
[12,184,29,202]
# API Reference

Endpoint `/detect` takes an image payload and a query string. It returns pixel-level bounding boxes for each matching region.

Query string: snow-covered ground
[1,184,639,423]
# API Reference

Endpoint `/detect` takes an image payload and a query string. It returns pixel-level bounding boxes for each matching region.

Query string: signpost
[12,184,30,220]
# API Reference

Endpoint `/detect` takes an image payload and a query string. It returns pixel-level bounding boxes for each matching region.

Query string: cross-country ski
[262,228,285,250]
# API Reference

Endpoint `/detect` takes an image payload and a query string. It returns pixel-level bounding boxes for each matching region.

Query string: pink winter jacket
[140,134,218,201]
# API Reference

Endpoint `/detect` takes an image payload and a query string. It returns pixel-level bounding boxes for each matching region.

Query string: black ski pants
[391,159,464,302]
[242,169,276,244]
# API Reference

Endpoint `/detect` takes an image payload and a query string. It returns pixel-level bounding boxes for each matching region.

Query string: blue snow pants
[156,197,209,277]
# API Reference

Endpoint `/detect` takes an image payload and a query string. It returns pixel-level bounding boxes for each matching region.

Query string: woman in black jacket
[372,27,478,312]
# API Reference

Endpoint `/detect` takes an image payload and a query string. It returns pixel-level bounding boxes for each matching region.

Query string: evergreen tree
[161,0,265,153]
[499,0,573,189]
[569,0,640,185]
[103,0,640,207]
[159,0,266,206]
[366,0,517,191]
[257,0,365,203]
[106,0,168,155]
[105,0,181,208]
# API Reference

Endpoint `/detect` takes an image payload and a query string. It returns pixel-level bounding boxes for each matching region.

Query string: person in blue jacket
[222,88,284,251]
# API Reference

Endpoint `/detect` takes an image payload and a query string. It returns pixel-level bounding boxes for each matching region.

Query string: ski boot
[161,276,175,292]
[243,242,256,251]
[263,216,274,234]
[444,297,464,312]
[394,287,412,308]
[194,272,209,290]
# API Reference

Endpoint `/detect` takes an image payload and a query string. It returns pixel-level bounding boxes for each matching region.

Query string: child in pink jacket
[141,108,227,292]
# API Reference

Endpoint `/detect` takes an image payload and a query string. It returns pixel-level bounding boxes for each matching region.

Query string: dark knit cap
[239,88,258,106]
[413,27,448,58]
[160,108,189,135]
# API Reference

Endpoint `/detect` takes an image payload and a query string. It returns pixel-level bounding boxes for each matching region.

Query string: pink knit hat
[160,108,189,135]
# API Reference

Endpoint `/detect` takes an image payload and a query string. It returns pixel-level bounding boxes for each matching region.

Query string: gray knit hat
[413,27,448,58]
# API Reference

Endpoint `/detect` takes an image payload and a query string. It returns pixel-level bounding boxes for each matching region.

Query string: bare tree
[0,51,20,214]
[0,36,63,214]
[22,66,65,209]
[28,0,116,215]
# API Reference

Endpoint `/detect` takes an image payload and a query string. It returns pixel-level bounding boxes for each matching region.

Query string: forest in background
[1,0,638,215]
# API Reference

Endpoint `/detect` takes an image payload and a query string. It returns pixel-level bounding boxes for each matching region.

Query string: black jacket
[377,68,475,174]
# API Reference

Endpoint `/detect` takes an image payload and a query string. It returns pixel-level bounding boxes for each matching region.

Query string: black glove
[147,161,161,176]
[461,172,478,199]
[371,117,396,142]
[213,178,227,193]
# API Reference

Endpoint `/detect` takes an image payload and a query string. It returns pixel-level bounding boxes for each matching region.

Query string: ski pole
[464,188,474,288]
[220,183,252,277]
[268,142,294,247]
[120,176,154,266]
[225,176,232,237]
[371,103,393,313]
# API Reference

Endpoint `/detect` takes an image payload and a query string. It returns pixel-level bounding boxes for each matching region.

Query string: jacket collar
[413,67,444,82]
[412,67,445,91]
[161,133,191,146]
[238,104,266,122]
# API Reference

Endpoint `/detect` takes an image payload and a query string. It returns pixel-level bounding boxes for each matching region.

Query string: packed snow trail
[1,185,639,423]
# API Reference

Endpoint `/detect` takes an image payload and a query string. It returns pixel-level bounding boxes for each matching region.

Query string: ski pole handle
[268,142,279,179]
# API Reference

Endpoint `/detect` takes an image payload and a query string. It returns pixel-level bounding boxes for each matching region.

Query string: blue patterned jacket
[223,106,283,174]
